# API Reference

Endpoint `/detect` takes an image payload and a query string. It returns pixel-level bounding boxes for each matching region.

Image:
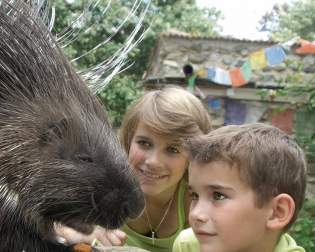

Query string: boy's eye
[189,191,199,201]
[213,192,226,201]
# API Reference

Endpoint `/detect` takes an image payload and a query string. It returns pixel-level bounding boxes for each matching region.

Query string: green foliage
[53,0,141,70]
[54,0,222,126]
[130,0,222,76]
[98,75,144,128]
[290,199,315,251]
[53,0,222,75]
[276,64,315,110]
[259,0,315,41]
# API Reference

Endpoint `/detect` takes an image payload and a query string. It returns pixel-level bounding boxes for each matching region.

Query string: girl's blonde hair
[120,86,212,153]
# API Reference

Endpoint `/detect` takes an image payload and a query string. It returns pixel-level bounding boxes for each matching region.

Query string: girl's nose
[144,149,163,168]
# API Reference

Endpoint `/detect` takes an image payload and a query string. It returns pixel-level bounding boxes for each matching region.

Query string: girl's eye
[189,191,199,201]
[166,146,180,154]
[137,140,151,148]
[213,192,226,201]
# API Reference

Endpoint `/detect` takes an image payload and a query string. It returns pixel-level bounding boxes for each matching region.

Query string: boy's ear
[266,194,295,230]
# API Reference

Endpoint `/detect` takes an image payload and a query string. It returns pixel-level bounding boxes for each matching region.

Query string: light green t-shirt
[172,228,305,252]
[121,180,188,252]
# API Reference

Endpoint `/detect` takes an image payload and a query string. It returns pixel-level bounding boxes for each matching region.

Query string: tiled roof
[161,29,275,44]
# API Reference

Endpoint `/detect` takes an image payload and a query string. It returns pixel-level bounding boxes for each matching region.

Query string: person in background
[57,86,212,252]
[173,123,306,252]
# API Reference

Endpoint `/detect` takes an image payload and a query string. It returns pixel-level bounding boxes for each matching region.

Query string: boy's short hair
[119,86,212,153]
[186,123,307,229]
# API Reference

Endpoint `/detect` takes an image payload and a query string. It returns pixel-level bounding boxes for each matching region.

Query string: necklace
[144,194,175,245]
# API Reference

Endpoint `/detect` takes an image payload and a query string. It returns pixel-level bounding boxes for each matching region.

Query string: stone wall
[146,32,315,88]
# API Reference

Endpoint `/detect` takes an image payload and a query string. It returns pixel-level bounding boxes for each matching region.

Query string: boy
[173,123,306,252]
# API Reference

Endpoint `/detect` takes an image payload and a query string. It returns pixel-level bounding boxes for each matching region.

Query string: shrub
[290,198,315,251]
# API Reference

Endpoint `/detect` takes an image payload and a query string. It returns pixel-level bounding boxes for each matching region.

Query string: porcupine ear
[6,0,152,95]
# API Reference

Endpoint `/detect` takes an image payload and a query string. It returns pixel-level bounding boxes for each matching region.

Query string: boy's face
[188,160,273,252]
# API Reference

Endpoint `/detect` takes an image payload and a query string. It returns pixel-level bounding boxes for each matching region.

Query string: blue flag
[265,45,286,66]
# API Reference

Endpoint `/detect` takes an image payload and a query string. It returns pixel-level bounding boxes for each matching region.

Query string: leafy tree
[132,0,222,76]
[53,0,222,125]
[98,76,144,128]
[259,0,315,41]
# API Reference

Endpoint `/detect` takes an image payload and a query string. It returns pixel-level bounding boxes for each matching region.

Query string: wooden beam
[198,86,307,103]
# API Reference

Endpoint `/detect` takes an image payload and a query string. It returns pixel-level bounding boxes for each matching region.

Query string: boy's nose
[190,201,210,224]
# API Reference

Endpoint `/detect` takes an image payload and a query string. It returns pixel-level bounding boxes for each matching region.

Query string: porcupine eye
[76,155,93,163]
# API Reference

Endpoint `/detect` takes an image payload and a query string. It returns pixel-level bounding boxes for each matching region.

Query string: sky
[196,0,293,40]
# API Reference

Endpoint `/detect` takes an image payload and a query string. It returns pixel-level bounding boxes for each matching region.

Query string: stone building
[142,29,315,198]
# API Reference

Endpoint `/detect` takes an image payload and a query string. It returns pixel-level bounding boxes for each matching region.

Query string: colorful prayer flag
[240,60,252,81]
[249,49,267,70]
[281,36,300,51]
[295,39,315,54]
[213,68,231,86]
[206,67,216,80]
[187,75,196,92]
[229,68,246,87]
[196,69,207,78]
[265,45,286,66]
[192,37,315,88]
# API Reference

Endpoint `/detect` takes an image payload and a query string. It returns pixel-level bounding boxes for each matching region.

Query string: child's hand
[91,226,127,246]
[55,224,127,246]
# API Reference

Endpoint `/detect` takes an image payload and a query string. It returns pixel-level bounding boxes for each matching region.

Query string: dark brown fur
[0,1,144,251]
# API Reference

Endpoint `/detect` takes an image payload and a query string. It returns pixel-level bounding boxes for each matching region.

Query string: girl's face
[128,122,189,197]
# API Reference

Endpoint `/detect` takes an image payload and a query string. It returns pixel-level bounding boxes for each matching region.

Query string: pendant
[151,231,156,245]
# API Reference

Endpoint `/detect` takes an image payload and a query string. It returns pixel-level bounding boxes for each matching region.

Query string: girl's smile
[128,121,188,197]
[137,168,169,180]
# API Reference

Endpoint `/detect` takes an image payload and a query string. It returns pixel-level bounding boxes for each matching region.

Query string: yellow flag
[249,49,267,70]
[196,69,207,78]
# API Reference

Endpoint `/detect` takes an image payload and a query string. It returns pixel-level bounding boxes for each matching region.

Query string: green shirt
[122,180,188,252]
[172,228,305,252]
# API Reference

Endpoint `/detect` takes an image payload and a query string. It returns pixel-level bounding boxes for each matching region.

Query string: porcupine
[0,1,145,251]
